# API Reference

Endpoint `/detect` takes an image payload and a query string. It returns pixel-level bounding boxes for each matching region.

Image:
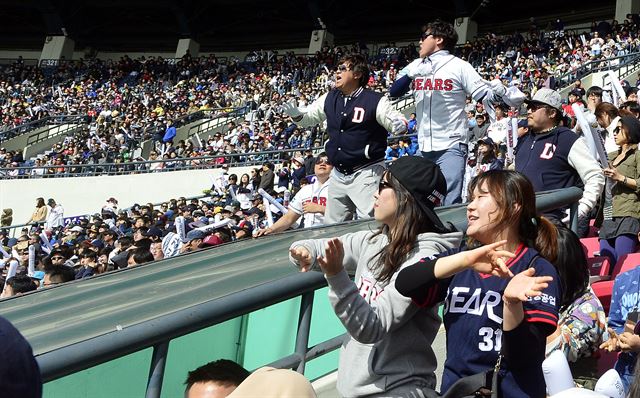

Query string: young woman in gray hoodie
[290,156,463,398]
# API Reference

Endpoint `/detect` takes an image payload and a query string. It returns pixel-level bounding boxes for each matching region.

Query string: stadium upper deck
[0,0,616,53]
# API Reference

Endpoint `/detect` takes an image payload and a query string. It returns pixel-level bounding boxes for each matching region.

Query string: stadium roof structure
[0,0,615,53]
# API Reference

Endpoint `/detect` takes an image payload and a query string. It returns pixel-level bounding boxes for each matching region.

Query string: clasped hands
[600,328,640,353]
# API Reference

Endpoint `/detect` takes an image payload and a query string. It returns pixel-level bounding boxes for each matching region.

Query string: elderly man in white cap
[515,88,604,231]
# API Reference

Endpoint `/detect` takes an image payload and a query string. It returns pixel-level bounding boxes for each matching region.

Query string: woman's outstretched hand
[290,246,313,272]
[465,240,516,278]
[503,268,553,303]
[317,238,345,277]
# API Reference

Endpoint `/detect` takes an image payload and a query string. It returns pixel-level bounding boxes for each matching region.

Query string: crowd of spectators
[0,148,329,293]
[3,17,640,398]
[0,18,636,176]
[0,43,419,178]
[457,14,640,95]
[1,15,639,143]
[5,15,640,179]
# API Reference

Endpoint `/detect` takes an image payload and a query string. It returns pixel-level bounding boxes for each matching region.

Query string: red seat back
[610,252,640,279]
[592,280,614,313]
[592,253,640,313]
[587,256,611,277]
[580,237,600,259]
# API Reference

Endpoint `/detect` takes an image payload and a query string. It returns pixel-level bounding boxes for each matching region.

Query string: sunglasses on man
[526,103,549,112]
[420,32,434,41]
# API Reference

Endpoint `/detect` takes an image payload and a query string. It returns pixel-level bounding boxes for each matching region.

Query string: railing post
[145,341,170,398]
[569,202,579,234]
[295,291,314,374]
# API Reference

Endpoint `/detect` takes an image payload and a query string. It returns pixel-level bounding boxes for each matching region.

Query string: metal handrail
[36,270,333,384]
[0,146,322,179]
[391,93,415,111]
[1,129,418,179]
[186,105,249,139]
[26,118,87,147]
[14,186,581,397]
[555,51,640,89]
[0,114,87,142]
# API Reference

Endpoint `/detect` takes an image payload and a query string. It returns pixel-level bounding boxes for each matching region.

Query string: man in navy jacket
[515,88,604,222]
[282,54,407,223]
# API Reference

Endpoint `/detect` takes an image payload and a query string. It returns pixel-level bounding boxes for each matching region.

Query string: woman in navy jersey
[397,170,560,398]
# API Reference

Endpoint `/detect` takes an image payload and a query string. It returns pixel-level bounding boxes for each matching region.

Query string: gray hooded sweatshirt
[290,229,462,398]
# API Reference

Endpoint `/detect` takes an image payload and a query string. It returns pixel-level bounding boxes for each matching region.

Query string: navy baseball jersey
[412,244,560,397]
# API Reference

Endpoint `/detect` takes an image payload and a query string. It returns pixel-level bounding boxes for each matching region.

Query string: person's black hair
[117,236,134,250]
[184,359,250,393]
[228,173,238,181]
[81,249,98,259]
[127,248,154,265]
[6,275,37,295]
[424,19,458,52]
[340,54,370,88]
[369,170,452,284]
[215,229,232,243]
[544,106,564,126]
[619,100,640,117]
[586,86,603,98]
[553,226,590,312]
[133,238,152,250]
[44,266,75,285]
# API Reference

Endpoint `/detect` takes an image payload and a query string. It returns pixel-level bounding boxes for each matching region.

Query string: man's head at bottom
[185,359,250,398]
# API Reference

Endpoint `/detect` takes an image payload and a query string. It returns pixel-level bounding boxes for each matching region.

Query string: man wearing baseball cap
[515,88,604,228]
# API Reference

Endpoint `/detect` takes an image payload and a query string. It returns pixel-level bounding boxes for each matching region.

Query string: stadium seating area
[2,11,640,398]
[3,17,640,179]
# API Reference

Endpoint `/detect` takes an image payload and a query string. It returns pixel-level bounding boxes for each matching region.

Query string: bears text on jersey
[413,77,454,91]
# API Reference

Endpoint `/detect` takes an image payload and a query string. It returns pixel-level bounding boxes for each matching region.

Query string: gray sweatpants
[324,162,385,224]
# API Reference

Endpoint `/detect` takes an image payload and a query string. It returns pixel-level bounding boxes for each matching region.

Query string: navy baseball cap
[517,119,528,128]
[186,229,207,241]
[477,137,495,147]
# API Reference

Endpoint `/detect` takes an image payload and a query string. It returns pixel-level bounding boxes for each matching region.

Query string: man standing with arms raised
[391,20,512,205]
[282,54,407,223]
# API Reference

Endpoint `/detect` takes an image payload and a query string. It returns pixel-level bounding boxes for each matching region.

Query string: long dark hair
[239,173,251,187]
[468,170,558,263]
[370,171,450,283]
[477,141,498,164]
[553,226,590,312]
